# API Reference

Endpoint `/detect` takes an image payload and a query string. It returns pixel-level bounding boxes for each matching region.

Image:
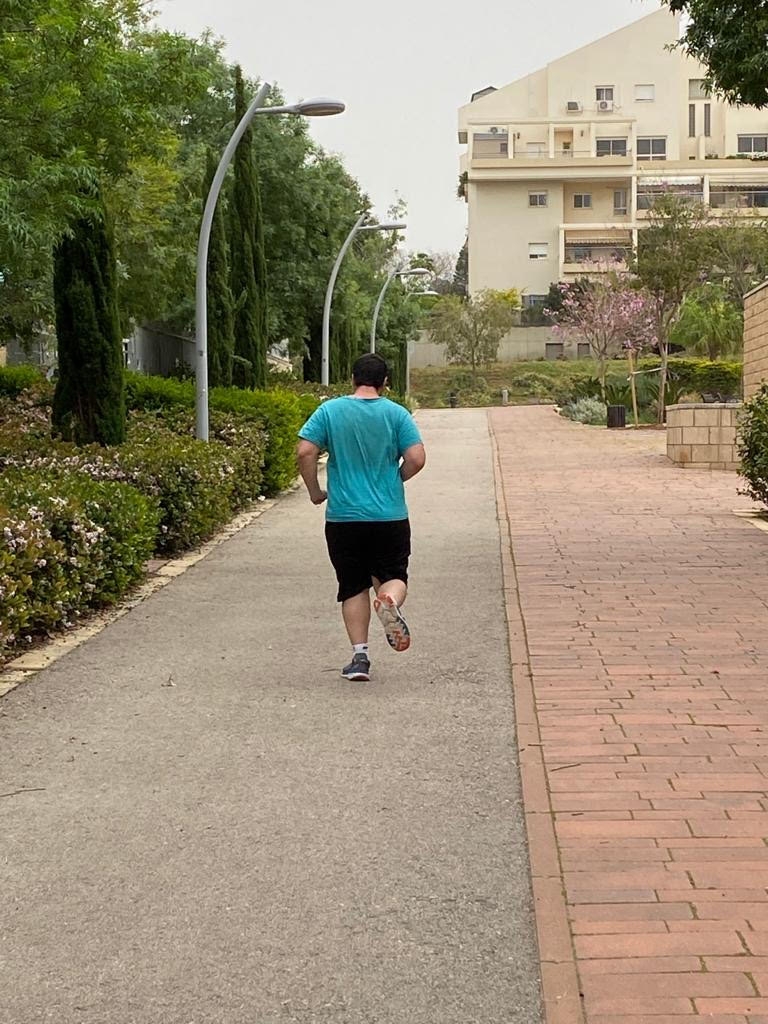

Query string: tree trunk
[657,340,669,424]
[628,349,640,428]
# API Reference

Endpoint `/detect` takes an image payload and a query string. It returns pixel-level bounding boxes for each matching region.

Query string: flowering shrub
[0,470,159,654]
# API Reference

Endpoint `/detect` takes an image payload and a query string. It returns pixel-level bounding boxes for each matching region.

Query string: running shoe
[374,594,411,653]
[341,653,371,681]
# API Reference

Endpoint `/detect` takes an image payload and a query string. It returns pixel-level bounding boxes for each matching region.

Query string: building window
[573,193,592,209]
[528,243,549,260]
[596,138,628,157]
[529,191,548,207]
[637,137,667,161]
[613,189,628,214]
[596,86,614,102]
[689,79,709,99]
[689,104,696,138]
[738,135,768,154]
[546,342,565,360]
[635,84,655,102]
[704,103,711,137]
[577,343,591,359]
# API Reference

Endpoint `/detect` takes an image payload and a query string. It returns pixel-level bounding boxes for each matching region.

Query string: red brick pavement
[491,407,768,1024]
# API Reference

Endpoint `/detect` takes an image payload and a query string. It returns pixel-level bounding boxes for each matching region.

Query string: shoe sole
[342,670,370,681]
[374,595,411,653]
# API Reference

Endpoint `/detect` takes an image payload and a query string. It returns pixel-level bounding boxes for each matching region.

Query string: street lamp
[370,266,431,354]
[321,217,406,385]
[196,84,345,440]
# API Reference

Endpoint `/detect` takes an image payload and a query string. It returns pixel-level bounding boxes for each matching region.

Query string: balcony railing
[470,138,633,161]
[637,191,704,210]
[710,187,768,209]
[564,244,632,264]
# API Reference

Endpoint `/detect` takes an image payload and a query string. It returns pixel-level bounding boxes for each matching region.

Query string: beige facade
[459,9,768,300]
[744,281,768,399]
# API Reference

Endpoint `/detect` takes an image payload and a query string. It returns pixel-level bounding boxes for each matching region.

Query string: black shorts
[325,520,411,603]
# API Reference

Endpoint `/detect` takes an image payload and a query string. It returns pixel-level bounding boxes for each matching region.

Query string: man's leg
[373,576,407,608]
[341,589,371,646]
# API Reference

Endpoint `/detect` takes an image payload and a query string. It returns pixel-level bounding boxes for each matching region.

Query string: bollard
[501,388,509,406]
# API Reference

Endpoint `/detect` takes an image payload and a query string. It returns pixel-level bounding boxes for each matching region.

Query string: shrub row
[0,409,268,556]
[0,469,159,651]
[545,358,743,411]
[124,373,313,496]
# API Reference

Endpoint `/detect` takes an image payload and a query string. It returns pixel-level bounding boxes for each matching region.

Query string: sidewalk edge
[489,411,585,1024]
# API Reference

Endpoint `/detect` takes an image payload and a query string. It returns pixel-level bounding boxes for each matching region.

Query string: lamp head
[294,98,346,117]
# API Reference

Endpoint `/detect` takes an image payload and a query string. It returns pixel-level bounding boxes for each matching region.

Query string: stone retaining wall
[744,280,768,400]
[667,403,741,471]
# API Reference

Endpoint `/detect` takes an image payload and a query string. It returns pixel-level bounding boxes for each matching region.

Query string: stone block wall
[744,280,768,400]
[667,403,741,471]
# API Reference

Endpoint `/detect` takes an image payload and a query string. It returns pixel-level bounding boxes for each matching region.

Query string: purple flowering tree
[549,271,658,410]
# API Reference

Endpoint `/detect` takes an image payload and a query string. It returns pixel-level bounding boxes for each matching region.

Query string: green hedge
[124,372,304,496]
[738,383,768,510]
[0,365,48,397]
[0,469,159,653]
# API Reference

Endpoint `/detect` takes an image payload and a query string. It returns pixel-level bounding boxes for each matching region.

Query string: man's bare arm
[400,443,426,482]
[297,440,327,505]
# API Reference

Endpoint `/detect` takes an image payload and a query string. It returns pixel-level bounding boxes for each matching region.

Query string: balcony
[562,234,633,276]
[710,186,768,209]
[470,132,634,167]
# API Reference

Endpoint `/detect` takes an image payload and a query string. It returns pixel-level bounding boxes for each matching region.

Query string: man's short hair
[352,353,389,389]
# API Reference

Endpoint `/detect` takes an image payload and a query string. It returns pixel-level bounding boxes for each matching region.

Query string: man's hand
[298,439,327,507]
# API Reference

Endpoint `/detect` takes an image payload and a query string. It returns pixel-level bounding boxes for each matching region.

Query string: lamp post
[321,218,406,386]
[196,85,345,440]
[370,267,431,353]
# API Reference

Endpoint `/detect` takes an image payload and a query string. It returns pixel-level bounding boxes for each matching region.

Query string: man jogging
[297,353,426,682]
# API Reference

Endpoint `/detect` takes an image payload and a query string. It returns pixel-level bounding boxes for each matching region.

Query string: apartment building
[458,8,768,303]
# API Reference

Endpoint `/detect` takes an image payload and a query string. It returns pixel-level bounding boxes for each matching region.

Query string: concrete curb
[733,508,768,534]
[489,414,585,1024]
[0,487,298,699]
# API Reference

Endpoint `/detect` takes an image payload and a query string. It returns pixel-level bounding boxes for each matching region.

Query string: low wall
[666,403,742,471]
[410,326,573,369]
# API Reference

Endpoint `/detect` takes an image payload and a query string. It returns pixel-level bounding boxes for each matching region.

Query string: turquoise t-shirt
[298,396,422,522]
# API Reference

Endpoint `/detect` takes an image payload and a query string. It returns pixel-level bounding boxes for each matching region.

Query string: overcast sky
[155,0,658,258]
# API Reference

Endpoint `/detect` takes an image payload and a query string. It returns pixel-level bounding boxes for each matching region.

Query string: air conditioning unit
[598,99,614,112]
[566,101,582,113]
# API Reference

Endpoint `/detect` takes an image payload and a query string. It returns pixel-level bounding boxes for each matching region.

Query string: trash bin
[448,392,458,408]
[607,404,626,429]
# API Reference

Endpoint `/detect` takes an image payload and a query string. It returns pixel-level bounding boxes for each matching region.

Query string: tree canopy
[0,0,425,384]
[663,0,768,108]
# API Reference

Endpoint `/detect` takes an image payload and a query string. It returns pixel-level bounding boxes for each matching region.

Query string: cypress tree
[52,202,126,445]
[230,66,268,389]
[203,150,235,387]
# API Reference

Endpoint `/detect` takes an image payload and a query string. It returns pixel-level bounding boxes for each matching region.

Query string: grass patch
[410,359,610,409]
